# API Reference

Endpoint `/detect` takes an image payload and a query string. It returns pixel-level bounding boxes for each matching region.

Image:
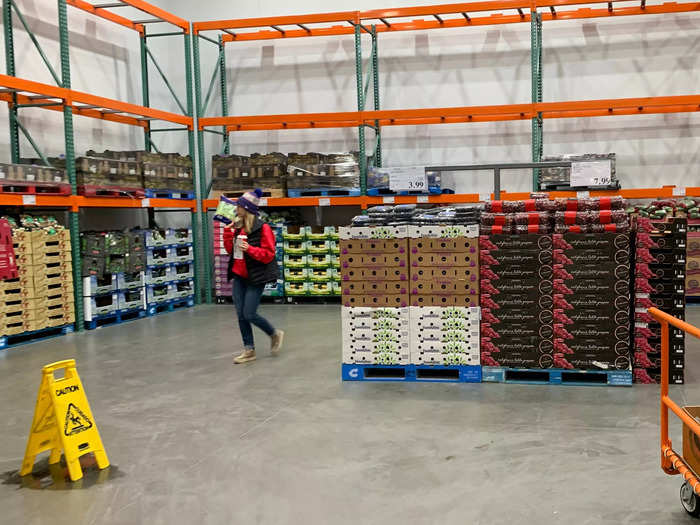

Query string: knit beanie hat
[237,188,263,215]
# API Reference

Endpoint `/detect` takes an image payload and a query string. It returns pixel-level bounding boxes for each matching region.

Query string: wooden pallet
[209,188,285,200]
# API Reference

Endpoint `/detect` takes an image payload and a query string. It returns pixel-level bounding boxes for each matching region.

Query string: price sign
[318,198,330,207]
[570,160,612,187]
[141,198,150,208]
[380,166,428,192]
[22,195,36,205]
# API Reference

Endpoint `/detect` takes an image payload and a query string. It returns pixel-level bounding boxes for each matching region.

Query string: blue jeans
[232,275,275,350]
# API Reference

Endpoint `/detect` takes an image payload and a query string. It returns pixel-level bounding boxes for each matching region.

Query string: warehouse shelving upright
[1,0,202,330]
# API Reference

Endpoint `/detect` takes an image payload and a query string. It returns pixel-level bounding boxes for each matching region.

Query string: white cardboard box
[341,306,410,321]
[409,306,481,321]
[407,224,478,239]
[339,225,408,240]
[415,352,480,366]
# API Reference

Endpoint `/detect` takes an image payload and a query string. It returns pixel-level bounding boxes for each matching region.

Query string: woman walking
[223,189,284,363]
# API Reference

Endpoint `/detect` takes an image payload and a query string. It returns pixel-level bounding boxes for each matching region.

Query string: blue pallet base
[482,366,632,386]
[366,187,454,197]
[144,188,195,200]
[341,363,482,383]
[84,308,147,330]
[0,324,74,349]
[147,296,195,316]
[287,188,361,198]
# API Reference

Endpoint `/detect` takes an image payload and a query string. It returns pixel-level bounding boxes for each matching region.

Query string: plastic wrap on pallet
[539,153,617,190]
[367,167,442,195]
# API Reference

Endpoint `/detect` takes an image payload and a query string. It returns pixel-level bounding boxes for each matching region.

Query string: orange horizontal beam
[120,0,190,32]
[0,195,195,210]
[67,0,189,32]
[202,0,700,42]
[203,187,695,209]
[0,92,148,128]
[200,94,700,132]
[0,75,192,128]
[193,11,359,33]
[74,196,195,210]
[66,0,144,34]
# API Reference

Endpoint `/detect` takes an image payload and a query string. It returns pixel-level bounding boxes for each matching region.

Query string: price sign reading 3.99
[384,166,428,192]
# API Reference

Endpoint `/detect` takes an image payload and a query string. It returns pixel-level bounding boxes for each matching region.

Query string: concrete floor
[0,304,699,524]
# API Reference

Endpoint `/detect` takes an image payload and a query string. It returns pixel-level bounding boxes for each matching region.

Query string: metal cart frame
[650,307,700,517]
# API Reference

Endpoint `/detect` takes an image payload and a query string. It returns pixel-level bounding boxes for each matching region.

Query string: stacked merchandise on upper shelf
[629,200,689,385]
[210,151,362,199]
[82,230,146,327]
[480,196,633,385]
[685,204,700,298]
[366,168,449,196]
[539,153,619,191]
[283,225,340,298]
[3,162,70,196]
[88,150,194,199]
[211,153,287,199]
[143,229,194,314]
[286,152,360,197]
[340,205,482,377]
[3,216,74,340]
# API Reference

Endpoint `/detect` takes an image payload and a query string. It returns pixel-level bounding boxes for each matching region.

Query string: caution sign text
[20,359,109,482]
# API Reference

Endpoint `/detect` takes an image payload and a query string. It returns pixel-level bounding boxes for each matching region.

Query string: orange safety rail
[0,74,192,128]
[193,1,700,41]
[649,307,700,493]
[198,94,700,132]
[66,0,189,33]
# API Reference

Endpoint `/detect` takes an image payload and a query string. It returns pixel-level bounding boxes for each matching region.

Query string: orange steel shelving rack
[2,1,201,323]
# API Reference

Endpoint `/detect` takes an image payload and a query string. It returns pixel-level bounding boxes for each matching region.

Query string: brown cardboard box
[409,237,478,254]
[343,294,408,307]
[31,250,72,265]
[340,239,407,254]
[411,294,479,307]
[411,266,479,282]
[683,406,700,476]
[342,281,408,295]
[410,277,479,296]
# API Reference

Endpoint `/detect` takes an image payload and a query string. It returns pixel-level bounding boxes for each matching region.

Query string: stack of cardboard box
[479,234,554,368]
[82,231,146,321]
[409,306,480,365]
[633,216,687,384]
[339,226,409,307]
[340,219,481,368]
[341,307,410,365]
[4,226,74,334]
[284,226,341,297]
[144,229,194,310]
[408,225,478,307]
[552,232,632,371]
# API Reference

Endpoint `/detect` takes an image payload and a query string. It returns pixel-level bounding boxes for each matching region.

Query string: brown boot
[234,349,256,364]
[270,330,285,356]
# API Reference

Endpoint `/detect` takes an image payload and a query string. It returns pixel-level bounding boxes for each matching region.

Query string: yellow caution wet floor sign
[20,359,109,481]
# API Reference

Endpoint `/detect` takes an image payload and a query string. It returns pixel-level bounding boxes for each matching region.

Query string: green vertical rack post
[3,1,19,164]
[371,25,382,169]
[57,0,84,330]
[354,24,367,194]
[531,10,543,191]
[191,29,213,304]
[219,35,230,155]
[183,29,203,304]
